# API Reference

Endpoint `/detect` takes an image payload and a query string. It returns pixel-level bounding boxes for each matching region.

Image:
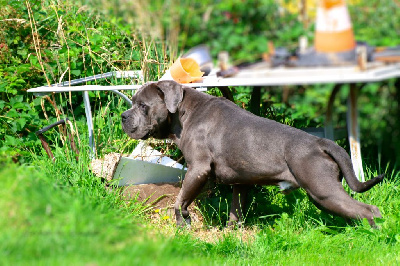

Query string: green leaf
[33,98,42,106]
[12,95,23,103]
[17,49,28,58]
[12,102,26,109]
[17,118,26,129]
[4,135,20,146]
[71,69,81,76]
[6,109,19,118]
[16,64,31,74]
[0,81,7,92]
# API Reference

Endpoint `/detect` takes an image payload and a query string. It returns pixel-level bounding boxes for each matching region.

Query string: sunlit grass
[1,151,399,265]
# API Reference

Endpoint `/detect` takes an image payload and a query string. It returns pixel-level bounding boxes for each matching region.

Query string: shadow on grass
[195,183,350,233]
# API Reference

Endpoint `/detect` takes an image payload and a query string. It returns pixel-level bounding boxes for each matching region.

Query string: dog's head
[121,80,183,140]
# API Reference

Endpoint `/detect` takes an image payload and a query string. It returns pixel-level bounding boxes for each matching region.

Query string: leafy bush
[178,0,304,64]
[178,0,400,62]
[0,0,155,160]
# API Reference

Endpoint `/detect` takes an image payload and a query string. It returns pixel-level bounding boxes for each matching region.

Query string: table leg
[347,84,365,182]
[249,87,261,116]
[83,91,96,158]
[218,86,234,102]
[325,84,342,140]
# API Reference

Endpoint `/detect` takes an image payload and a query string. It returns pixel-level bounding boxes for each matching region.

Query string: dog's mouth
[140,131,152,140]
[123,120,158,140]
[129,127,138,133]
[139,125,156,140]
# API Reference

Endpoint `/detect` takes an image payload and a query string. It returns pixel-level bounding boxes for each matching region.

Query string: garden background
[1,0,400,264]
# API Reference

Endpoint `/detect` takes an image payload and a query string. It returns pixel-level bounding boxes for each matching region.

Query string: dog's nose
[121,112,129,122]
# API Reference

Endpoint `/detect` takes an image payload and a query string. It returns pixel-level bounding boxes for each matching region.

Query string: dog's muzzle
[121,111,129,124]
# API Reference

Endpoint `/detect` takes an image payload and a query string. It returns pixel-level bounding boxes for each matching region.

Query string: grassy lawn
[0,156,213,265]
[1,152,400,265]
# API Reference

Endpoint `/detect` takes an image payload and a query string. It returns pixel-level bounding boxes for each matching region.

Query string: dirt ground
[122,182,181,209]
[91,155,258,242]
[120,182,204,224]
[118,182,259,243]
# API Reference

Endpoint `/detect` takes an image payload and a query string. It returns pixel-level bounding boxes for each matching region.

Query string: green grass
[0,154,212,265]
[1,150,400,265]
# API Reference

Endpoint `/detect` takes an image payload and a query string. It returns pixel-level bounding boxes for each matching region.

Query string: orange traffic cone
[314,0,356,53]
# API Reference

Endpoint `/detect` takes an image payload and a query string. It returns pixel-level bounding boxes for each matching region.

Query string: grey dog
[121,80,384,227]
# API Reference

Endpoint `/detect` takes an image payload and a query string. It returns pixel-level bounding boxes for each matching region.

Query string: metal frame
[182,63,400,88]
[181,63,400,181]
[28,64,400,179]
[30,70,143,158]
[347,84,365,182]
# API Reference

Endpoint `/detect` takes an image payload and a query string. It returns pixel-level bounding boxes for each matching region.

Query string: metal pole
[325,84,342,140]
[83,91,96,158]
[347,84,365,182]
[110,90,132,107]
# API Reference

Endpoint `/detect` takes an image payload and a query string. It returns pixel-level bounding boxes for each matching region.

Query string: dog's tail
[320,139,384,193]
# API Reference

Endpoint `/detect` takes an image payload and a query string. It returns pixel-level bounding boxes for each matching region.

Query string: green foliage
[178,0,400,63]
[0,67,43,160]
[350,0,400,46]
[0,0,153,161]
[179,0,304,64]
[1,0,399,166]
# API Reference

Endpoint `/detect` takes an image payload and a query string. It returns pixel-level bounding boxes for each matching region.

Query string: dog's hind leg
[228,185,250,227]
[289,152,381,227]
[305,183,381,227]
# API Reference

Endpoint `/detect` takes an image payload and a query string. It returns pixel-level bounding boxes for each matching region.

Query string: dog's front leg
[174,166,210,227]
[228,185,250,227]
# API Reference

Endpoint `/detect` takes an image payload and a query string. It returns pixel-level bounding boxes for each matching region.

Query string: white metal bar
[36,70,143,87]
[109,90,132,107]
[83,91,96,158]
[28,84,143,93]
[184,63,400,88]
[347,84,365,182]
[28,64,400,93]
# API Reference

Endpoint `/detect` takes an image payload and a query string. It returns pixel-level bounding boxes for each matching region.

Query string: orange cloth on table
[170,58,204,84]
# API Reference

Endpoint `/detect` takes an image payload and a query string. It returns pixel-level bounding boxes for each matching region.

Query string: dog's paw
[227,220,244,229]
[176,217,192,229]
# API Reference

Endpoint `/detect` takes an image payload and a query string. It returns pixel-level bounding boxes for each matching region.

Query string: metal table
[28,63,400,181]
[182,62,400,182]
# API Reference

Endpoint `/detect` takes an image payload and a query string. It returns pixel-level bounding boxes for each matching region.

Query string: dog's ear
[156,80,183,113]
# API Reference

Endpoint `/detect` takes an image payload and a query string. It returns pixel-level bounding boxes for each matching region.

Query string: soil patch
[122,182,181,209]
[118,182,259,243]
[120,182,204,225]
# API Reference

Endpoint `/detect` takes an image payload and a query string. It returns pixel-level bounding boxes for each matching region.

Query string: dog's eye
[138,102,148,111]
